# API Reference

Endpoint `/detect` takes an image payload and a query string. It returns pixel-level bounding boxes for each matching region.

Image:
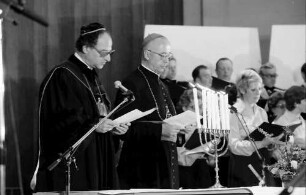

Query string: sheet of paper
[114,108,156,124]
[163,110,200,129]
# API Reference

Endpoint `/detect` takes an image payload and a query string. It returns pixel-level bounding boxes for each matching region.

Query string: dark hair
[284,86,306,111]
[192,65,208,82]
[301,62,306,75]
[259,62,276,75]
[75,22,109,52]
[267,91,284,110]
[216,57,232,70]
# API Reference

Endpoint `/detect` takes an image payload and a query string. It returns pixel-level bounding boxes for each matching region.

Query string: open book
[114,108,156,123]
[246,122,302,142]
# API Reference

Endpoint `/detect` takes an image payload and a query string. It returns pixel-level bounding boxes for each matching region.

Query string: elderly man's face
[261,68,277,88]
[160,59,177,80]
[145,38,172,75]
[216,60,233,82]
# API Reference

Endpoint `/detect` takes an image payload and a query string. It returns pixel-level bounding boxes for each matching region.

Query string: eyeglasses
[262,74,278,78]
[147,50,173,60]
[93,47,115,57]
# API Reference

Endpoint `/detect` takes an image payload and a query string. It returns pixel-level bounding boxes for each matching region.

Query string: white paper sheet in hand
[163,110,199,129]
[114,108,156,124]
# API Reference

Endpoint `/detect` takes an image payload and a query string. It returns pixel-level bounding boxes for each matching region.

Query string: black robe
[114,65,179,189]
[33,55,118,191]
[160,78,189,109]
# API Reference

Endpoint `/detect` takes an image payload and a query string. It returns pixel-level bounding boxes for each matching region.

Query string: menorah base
[210,181,225,188]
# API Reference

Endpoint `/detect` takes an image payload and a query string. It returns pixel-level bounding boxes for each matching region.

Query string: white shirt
[74,52,93,70]
[273,110,306,149]
[229,98,268,156]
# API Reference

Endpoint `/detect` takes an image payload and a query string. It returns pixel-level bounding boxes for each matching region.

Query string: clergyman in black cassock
[30,23,129,192]
[114,34,181,189]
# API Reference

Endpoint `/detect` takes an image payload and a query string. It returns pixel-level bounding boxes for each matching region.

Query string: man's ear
[143,50,150,60]
[82,45,90,54]
[195,78,200,84]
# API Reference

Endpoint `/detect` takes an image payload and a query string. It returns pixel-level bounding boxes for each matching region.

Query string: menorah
[190,83,231,188]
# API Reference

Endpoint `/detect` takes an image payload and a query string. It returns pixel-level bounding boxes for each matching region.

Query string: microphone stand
[230,107,266,186]
[48,95,133,195]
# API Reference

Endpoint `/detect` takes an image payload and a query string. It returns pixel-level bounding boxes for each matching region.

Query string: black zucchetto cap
[142,33,166,48]
[80,22,106,36]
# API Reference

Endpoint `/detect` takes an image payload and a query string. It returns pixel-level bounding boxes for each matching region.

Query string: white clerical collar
[74,52,93,70]
[141,64,159,77]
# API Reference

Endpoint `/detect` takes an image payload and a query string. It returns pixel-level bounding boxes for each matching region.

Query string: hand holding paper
[161,123,181,143]
[114,108,156,124]
[163,110,201,130]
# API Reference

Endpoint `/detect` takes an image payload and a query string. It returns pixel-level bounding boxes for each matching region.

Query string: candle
[192,87,201,129]
[201,89,207,129]
[224,93,230,130]
[220,92,226,131]
[207,91,212,130]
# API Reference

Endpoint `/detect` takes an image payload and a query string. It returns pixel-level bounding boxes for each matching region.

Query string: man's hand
[95,119,117,133]
[112,123,131,135]
[161,122,181,142]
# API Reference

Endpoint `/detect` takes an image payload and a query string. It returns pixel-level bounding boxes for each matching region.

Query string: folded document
[114,108,156,123]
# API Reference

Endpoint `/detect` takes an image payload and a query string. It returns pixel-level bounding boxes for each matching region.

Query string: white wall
[269,25,306,89]
[144,25,261,82]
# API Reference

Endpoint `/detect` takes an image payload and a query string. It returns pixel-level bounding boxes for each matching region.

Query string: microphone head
[114,81,121,89]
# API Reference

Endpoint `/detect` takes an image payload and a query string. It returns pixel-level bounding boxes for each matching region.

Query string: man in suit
[212,57,234,91]
[258,62,285,120]
[192,64,213,88]
[114,33,182,189]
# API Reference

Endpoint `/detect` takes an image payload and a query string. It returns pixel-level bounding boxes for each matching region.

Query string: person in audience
[114,33,182,189]
[273,86,306,149]
[228,69,284,187]
[267,92,286,123]
[212,57,234,91]
[300,63,306,119]
[192,65,213,89]
[301,62,306,89]
[160,57,189,108]
[176,89,214,188]
[258,62,284,109]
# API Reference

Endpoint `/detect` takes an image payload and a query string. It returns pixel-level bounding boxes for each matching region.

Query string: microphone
[114,81,135,101]
[114,81,132,94]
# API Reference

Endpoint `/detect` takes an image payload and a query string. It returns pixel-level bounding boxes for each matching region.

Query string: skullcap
[142,33,166,48]
[80,22,106,36]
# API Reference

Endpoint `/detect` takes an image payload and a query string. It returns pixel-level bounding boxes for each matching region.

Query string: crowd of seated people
[162,58,306,189]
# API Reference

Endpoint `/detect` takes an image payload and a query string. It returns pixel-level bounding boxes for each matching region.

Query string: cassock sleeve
[40,68,99,154]
[114,78,162,146]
